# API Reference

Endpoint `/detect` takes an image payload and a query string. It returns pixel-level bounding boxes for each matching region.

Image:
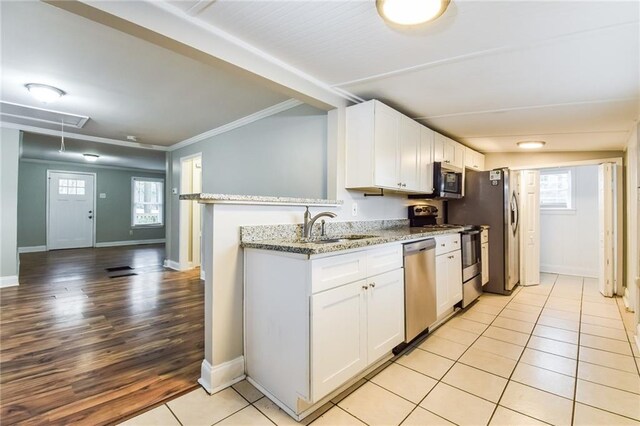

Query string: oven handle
[461,230,481,235]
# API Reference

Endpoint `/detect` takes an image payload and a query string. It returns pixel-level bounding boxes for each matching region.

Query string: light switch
[99,193,107,199]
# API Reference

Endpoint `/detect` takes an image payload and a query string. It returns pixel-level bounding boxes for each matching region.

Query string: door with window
[48,171,95,250]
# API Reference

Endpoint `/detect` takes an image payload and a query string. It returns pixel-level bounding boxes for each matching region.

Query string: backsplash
[240,219,409,243]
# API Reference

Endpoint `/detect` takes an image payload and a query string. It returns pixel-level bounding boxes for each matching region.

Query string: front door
[48,171,95,250]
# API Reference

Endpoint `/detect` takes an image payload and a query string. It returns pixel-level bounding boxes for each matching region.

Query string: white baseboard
[95,238,165,248]
[163,259,193,271]
[200,268,205,281]
[18,245,47,253]
[198,356,245,395]
[540,264,598,278]
[0,275,19,288]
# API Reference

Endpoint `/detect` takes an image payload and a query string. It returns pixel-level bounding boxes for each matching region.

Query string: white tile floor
[120,274,640,426]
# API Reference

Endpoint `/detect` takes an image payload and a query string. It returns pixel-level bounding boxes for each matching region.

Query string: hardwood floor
[0,245,204,425]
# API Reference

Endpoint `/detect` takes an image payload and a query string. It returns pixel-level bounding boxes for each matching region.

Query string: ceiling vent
[0,101,89,128]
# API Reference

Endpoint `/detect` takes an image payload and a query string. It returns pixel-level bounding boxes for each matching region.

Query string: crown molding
[169,99,304,151]
[1,121,169,151]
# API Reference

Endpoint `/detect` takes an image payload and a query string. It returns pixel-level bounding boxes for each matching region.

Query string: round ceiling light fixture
[25,83,66,103]
[83,153,100,162]
[377,0,450,26]
[517,141,546,150]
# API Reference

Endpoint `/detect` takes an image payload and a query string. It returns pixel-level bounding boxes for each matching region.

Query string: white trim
[1,121,168,151]
[170,99,304,151]
[46,170,97,250]
[508,157,624,171]
[20,158,165,174]
[18,245,47,253]
[198,357,246,395]
[540,264,598,279]
[95,239,165,248]
[131,176,165,228]
[163,259,192,271]
[0,276,19,288]
[0,101,90,128]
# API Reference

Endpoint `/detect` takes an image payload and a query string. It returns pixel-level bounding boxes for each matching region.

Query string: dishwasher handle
[403,238,436,255]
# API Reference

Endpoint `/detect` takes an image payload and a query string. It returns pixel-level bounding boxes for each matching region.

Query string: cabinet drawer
[366,245,402,277]
[312,252,367,293]
[481,229,489,244]
[434,234,461,256]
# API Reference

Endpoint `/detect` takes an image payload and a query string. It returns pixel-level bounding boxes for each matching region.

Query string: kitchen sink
[304,235,377,244]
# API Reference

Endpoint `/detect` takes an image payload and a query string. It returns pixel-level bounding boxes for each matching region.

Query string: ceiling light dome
[83,153,100,162]
[517,141,546,150]
[377,0,450,26]
[25,83,65,103]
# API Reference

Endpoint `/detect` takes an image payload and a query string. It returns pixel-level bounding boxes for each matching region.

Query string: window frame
[539,168,576,214]
[131,177,165,228]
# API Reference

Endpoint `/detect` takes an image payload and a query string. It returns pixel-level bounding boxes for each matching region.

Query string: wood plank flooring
[0,245,204,425]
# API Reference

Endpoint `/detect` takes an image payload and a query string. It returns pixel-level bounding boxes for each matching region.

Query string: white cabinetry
[434,234,463,319]
[464,147,485,171]
[346,100,431,193]
[245,244,405,419]
[481,228,489,285]
[434,133,464,170]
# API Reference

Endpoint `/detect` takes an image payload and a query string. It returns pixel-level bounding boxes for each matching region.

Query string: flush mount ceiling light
[517,141,546,150]
[25,83,66,103]
[83,153,100,162]
[377,0,450,26]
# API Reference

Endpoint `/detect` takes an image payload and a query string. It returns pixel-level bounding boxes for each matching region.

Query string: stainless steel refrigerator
[447,168,520,295]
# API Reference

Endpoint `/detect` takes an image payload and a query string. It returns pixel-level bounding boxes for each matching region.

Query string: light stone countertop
[241,226,464,256]
[179,193,342,207]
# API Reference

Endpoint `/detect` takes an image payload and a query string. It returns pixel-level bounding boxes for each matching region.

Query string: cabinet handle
[397,182,402,187]
[370,283,376,288]
[445,160,450,163]
[441,243,446,247]
[401,183,407,187]
[362,285,368,290]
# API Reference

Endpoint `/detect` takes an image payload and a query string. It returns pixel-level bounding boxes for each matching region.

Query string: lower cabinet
[481,242,489,285]
[435,236,463,319]
[245,244,405,420]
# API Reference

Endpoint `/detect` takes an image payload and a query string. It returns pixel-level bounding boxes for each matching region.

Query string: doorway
[47,170,96,250]
[179,154,203,271]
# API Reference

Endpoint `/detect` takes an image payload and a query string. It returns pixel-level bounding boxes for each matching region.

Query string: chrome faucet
[303,207,337,239]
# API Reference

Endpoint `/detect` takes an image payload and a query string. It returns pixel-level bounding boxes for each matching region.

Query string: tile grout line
[569,276,585,426]
[164,403,184,426]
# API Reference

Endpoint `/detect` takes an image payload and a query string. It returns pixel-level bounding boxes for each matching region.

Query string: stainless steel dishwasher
[403,238,437,343]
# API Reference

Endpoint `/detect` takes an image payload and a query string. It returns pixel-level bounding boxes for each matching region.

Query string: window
[58,178,85,195]
[540,168,574,210]
[131,177,164,227]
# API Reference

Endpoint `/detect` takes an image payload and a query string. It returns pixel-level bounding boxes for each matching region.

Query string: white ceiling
[21,132,166,171]
[0,1,289,147]
[2,1,638,153]
[168,0,640,152]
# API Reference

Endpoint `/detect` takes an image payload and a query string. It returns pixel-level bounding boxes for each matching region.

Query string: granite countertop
[179,193,342,206]
[241,226,464,256]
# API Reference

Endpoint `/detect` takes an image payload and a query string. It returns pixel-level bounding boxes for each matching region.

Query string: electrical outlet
[351,202,358,216]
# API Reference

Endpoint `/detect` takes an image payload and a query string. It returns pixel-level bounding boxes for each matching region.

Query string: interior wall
[540,165,599,277]
[168,103,328,264]
[485,151,625,170]
[0,128,21,285]
[624,123,639,316]
[17,160,166,247]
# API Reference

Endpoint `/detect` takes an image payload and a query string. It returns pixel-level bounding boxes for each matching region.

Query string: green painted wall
[17,160,166,247]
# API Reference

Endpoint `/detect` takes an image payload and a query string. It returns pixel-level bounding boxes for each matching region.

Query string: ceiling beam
[46,0,353,110]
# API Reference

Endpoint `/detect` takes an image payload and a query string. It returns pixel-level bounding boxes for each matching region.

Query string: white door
[366,269,405,363]
[520,170,540,286]
[598,163,615,297]
[399,117,420,191]
[48,171,95,250]
[373,103,400,189]
[311,280,367,401]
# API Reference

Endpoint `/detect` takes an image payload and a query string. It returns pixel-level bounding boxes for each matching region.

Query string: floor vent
[109,273,138,278]
[105,266,134,272]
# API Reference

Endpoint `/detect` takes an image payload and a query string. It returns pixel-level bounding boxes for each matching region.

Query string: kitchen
[1,3,637,424]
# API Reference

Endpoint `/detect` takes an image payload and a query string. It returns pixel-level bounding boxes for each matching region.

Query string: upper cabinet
[346,100,433,194]
[464,147,485,171]
[434,133,464,170]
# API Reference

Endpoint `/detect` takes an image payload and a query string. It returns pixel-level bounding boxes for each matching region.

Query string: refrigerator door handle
[511,191,519,234]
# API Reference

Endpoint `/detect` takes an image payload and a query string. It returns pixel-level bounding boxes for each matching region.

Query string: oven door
[461,230,481,282]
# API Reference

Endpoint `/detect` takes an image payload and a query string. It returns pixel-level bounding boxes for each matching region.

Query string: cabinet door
[448,251,463,305]
[373,103,400,189]
[435,254,450,318]
[443,140,456,167]
[453,143,465,169]
[434,133,446,163]
[399,117,420,191]
[367,269,405,363]
[481,243,489,285]
[418,126,434,193]
[311,280,367,401]
[476,152,485,171]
